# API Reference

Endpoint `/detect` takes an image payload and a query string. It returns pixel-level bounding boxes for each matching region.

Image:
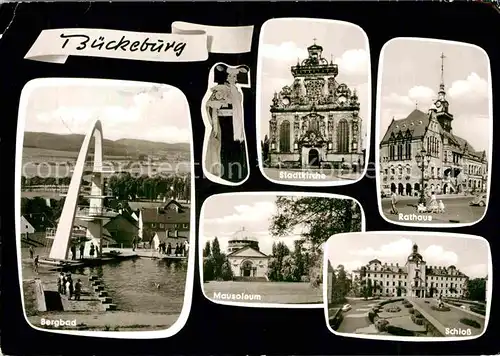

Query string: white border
[198,191,366,308]
[375,37,493,228]
[322,231,493,342]
[15,77,196,339]
[201,62,251,186]
[255,17,372,187]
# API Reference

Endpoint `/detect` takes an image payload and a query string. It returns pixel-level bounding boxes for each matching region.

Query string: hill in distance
[23,132,190,157]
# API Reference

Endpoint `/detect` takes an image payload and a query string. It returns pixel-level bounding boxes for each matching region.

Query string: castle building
[379,53,488,196]
[226,227,270,280]
[351,243,469,298]
[267,40,364,170]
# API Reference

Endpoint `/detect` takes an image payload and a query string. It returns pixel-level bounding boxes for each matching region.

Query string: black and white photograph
[202,63,251,186]
[325,232,491,340]
[16,78,194,335]
[199,192,364,307]
[257,18,370,186]
[377,38,492,226]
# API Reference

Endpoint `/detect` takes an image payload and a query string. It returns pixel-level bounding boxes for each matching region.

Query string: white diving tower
[47,119,116,261]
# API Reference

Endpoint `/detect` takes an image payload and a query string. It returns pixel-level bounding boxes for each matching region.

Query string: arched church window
[279,120,291,153]
[309,117,320,132]
[337,119,349,153]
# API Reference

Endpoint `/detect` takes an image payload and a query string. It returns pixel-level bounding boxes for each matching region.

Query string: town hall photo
[199,192,364,307]
[256,18,371,186]
[376,38,492,226]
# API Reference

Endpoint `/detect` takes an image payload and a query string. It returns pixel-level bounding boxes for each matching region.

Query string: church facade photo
[265,41,365,171]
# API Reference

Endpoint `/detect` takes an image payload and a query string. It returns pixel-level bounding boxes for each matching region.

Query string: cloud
[350,238,462,268]
[382,86,435,109]
[260,41,309,61]
[335,49,369,76]
[461,263,488,279]
[448,72,489,101]
[204,201,276,226]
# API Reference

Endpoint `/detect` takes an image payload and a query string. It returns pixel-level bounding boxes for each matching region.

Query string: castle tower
[405,243,427,298]
[48,120,115,261]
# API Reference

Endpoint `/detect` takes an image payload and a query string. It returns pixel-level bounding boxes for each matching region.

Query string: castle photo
[377,38,491,225]
[257,19,370,184]
[200,192,363,306]
[325,232,490,339]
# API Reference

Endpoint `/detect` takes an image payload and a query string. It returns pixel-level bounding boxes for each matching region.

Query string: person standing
[79,244,85,259]
[390,191,398,214]
[67,275,74,300]
[132,237,136,251]
[33,255,39,273]
[183,240,189,257]
[89,243,95,259]
[74,279,82,301]
[29,246,34,259]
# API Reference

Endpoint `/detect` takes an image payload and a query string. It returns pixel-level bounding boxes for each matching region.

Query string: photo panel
[324,231,492,341]
[256,18,371,187]
[16,78,195,338]
[376,38,492,227]
[199,192,365,308]
[201,62,252,186]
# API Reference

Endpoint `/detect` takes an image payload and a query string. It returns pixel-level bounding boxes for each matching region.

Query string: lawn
[203,281,323,304]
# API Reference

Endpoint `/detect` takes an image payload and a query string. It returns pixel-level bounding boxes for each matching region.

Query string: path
[410,298,485,336]
[28,311,180,331]
[381,196,485,223]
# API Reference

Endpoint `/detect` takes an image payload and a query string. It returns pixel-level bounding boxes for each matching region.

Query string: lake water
[21,248,187,314]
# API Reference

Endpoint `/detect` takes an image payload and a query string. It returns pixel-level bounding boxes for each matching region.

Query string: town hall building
[266,40,364,170]
[226,227,270,280]
[379,54,488,196]
[351,243,469,299]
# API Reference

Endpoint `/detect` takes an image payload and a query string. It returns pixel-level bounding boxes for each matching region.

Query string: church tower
[434,53,454,133]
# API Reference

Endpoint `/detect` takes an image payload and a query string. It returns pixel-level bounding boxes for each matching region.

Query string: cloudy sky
[379,38,491,153]
[258,19,370,144]
[24,81,191,143]
[200,194,310,255]
[327,233,490,279]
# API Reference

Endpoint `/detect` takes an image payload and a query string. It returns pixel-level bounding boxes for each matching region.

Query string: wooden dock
[38,251,139,270]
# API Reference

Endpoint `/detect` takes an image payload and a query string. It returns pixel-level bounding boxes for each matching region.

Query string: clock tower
[434,52,454,133]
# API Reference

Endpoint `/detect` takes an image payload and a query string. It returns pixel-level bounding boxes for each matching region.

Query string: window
[279,120,291,152]
[160,223,164,228]
[151,223,156,228]
[337,119,349,153]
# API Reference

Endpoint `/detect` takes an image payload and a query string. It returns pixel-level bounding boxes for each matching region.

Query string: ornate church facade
[351,243,469,299]
[379,54,488,196]
[267,41,364,170]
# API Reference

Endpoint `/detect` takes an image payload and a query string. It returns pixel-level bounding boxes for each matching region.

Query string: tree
[203,241,211,258]
[203,258,214,281]
[267,241,290,281]
[466,278,486,301]
[269,197,362,285]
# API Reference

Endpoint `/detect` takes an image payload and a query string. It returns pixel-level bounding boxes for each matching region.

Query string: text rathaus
[267,41,364,170]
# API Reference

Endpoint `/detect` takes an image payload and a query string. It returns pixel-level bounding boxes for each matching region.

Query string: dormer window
[418,120,423,125]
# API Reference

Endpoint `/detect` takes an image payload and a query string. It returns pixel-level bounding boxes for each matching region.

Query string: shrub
[375,318,389,332]
[460,318,481,329]
[404,302,413,308]
[424,301,430,304]
[368,311,377,323]
[409,308,415,314]
[414,310,422,318]
[385,306,401,313]
[386,325,415,336]
[470,307,486,316]
[411,314,425,325]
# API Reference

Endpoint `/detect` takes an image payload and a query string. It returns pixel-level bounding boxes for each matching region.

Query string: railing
[45,227,87,238]
[76,206,118,218]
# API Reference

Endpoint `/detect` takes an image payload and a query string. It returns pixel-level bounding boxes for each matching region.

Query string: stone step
[94,286,104,292]
[91,281,102,286]
[89,276,99,281]
[99,296,112,304]
[98,291,108,297]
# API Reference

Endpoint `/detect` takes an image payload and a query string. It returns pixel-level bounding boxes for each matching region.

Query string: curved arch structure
[49,120,104,260]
